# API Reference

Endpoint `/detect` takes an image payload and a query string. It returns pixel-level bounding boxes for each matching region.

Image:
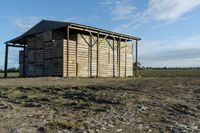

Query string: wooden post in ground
[76,35,78,78]
[89,35,93,78]
[96,33,99,78]
[67,27,70,77]
[135,40,138,77]
[4,44,9,78]
[113,39,115,77]
[132,42,134,77]
[23,44,26,77]
[118,38,121,77]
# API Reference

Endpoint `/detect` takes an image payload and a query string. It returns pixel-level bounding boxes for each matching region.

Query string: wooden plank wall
[63,39,77,77]
[99,39,110,77]
[126,45,133,77]
[44,40,64,76]
[76,34,89,77]
[21,30,66,77]
[91,36,97,77]
[20,30,133,78]
[62,33,133,78]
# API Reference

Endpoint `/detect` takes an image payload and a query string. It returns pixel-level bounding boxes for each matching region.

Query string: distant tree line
[0,67,19,73]
[0,65,200,73]
[133,62,200,70]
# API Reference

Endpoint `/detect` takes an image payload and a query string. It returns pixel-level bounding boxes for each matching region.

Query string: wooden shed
[4,20,141,78]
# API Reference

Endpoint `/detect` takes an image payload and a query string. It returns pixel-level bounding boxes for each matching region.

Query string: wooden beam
[125,46,127,78]
[67,26,70,77]
[7,44,24,48]
[119,38,121,77]
[23,44,26,77]
[76,36,78,77]
[96,33,99,77]
[136,40,138,77]
[113,39,115,77]
[132,42,134,77]
[4,44,9,78]
[69,26,139,41]
[89,35,92,77]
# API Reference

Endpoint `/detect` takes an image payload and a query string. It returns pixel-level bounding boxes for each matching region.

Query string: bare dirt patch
[0,77,200,133]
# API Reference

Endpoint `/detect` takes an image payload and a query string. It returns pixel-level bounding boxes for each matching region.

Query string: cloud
[102,0,200,33]
[100,0,136,21]
[139,35,200,67]
[148,0,200,21]
[13,16,43,33]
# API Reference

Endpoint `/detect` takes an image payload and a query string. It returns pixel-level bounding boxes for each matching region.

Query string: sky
[1,0,200,69]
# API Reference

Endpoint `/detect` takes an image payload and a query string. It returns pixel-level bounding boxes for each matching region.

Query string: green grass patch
[138,69,200,77]
[46,121,82,130]
[0,72,19,78]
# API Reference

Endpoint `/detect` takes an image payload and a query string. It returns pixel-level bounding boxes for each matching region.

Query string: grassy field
[1,69,200,78]
[139,69,200,77]
[0,72,19,78]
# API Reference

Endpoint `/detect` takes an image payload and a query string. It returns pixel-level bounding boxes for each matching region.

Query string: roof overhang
[5,20,141,44]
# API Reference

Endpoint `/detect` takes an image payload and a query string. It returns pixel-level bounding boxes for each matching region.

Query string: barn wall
[63,37,77,77]
[19,30,133,78]
[62,33,133,78]
[126,45,133,77]
[76,34,89,77]
[20,30,66,77]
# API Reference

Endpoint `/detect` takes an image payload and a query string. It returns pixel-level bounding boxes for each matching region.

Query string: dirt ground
[0,77,200,133]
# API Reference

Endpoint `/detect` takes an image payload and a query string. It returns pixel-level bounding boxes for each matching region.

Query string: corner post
[118,38,121,77]
[89,34,92,78]
[135,40,138,77]
[67,26,70,78]
[23,44,26,77]
[132,42,134,77]
[113,39,115,77]
[4,44,9,78]
[96,33,99,78]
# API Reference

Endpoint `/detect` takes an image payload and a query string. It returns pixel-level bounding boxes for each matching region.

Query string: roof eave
[69,23,141,41]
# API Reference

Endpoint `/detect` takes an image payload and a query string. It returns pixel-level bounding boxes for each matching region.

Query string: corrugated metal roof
[6,20,141,44]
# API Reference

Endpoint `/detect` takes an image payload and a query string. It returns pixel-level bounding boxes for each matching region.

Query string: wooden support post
[67,27,70,77]
[113,39,115,77]
[76,36,78,77]
[23,44,26,77]
[132,42,134,77]
[96,33,99,77]
[4,44,9,78]
[119,38,121,77]
[135,40,138,77]
[125,46,127,78]
[89,35,92,78]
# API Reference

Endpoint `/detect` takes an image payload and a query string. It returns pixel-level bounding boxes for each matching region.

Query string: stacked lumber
[26,50,35,63]
[19,50,24,76]
[53,29,66,40]
[35,50,44,65]
[98,40,109,77]
[63,39,77,77]
[76,34,89,77]
[35,33,44,49]
[44,58,63,76]
[26,64,35,77]
[91,36,97,77]
[18,29,134,78]
[120,42,127,77]
[19,31,66,77]
[27,37,35,49]
[44,31,52,42]
[126,45,133,77]
[44,40,64,76]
